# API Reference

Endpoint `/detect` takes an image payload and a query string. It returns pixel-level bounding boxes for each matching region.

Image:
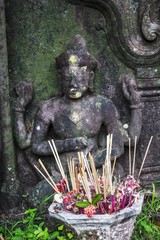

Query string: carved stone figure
[14,35,142,192]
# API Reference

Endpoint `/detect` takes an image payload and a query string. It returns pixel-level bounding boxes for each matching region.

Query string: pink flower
[84,205,96,217]
[63,197,69,205]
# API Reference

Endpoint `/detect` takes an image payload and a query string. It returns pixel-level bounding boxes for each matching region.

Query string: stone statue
[14,35,142,187]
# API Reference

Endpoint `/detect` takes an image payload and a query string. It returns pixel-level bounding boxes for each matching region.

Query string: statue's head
[56,35,98,99]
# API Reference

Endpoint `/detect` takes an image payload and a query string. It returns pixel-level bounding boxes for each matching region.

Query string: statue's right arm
[14,82,33,149]
[14,108,32,149]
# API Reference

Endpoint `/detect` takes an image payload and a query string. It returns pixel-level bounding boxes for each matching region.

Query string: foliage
[49,225,75,240]
[0,195,76,240]
[54,175,140,217]
[0,219,75,240]
[131,183,160,240]
[1,184,160,239]
[0,208,49,240]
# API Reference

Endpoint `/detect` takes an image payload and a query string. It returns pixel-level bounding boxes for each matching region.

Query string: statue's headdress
[56,35,98,72]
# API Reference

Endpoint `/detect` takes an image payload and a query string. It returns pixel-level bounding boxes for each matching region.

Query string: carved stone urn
[48,194,144,240]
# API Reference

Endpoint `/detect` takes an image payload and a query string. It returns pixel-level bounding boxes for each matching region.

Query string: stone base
[48,195,144,240]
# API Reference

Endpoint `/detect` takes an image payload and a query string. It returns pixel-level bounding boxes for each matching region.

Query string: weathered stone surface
[0,0,20,196]
[67,0,160,69]
[48,195,144,240]
[13,34,142,204]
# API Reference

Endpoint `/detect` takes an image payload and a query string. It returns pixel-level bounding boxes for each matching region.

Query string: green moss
[7,0,86,106]
[7,0,132,115]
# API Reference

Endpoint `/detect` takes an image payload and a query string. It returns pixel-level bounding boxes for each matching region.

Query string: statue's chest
[53,104,101,138]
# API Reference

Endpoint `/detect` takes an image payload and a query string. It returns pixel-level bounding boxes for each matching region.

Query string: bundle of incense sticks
[128,136,153,178]
[34,159,60,193]
[34,135,153,201]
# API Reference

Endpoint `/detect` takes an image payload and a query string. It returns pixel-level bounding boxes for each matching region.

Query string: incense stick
[72,159,76,190]
[104,163,110,198]
[109,134,113,156]
[34,164,59,193]
[103,164,107,199]
[111,156,117,177]
[105,135,110,164]
[48,141,64,177]
[78,152,85,170]
[80,170,92,203]
[129,138,131,175]
[105,134,113,194]
[68,158,77,191]
[38,159,59,192]
[138,136,153,178]
[67,158,74,190]
[132,136,137,176]
[107,162,113,194]
[75,166,79,192]
[48,140,70,191]
[83,154,94,186]
[88,153,101,193]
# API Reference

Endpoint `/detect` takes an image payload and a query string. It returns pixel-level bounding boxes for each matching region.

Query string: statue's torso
[45,94,111,139]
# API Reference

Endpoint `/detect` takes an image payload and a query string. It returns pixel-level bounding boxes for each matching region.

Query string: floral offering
[34,134,153,218]
[53,175,140,217]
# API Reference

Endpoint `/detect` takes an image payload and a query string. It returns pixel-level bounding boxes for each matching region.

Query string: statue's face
[61,55,93,99]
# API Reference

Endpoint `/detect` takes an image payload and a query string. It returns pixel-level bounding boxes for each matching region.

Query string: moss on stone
[6,0,133,120]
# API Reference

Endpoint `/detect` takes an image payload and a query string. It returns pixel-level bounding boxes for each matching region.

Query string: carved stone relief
[13,36,142,202]
[1,0,160,205]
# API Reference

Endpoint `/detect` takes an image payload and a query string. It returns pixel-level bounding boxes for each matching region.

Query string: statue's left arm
[122,75,143,145]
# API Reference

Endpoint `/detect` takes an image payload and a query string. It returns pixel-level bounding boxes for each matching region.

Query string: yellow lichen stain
[82,86,87,91]
[71,111,81,122]
[73,92,82,99]
[69,55,78,65]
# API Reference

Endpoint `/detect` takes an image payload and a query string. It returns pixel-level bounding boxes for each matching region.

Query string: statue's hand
[74,136,88,150]
[15,81,33,108]
[63,137,88,152]
[122,75,141,105]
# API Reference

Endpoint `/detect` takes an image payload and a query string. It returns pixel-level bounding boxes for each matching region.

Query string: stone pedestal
[48,195,144,240]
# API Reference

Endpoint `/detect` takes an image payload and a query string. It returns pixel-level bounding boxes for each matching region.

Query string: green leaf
[50,231,59,239]
[140,221,152,233]
[57,236,66,240]
[13,227,24,237]
[40,194,54,205]
[76,201,90,208]
[26,232,34,238]
[25,208,37,215]
[92,194,103,205]
[151,183,156,206]
[67,232,73,239]
[43,227,49,239]
[58,225,64,231]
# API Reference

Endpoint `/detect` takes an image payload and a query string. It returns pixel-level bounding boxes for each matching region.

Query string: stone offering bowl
[48,194,144,240]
